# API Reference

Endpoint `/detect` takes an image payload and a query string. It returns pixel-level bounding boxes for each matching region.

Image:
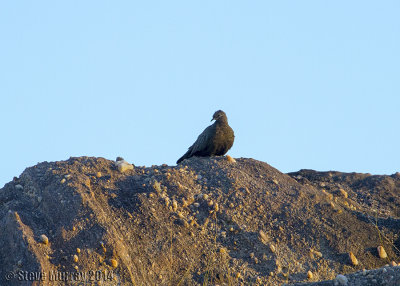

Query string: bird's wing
[188,125,214,156]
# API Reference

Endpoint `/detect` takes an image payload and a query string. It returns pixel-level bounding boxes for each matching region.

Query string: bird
[177,110,235,164]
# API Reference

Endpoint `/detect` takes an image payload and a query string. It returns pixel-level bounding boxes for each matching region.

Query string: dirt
[0,156,399,285]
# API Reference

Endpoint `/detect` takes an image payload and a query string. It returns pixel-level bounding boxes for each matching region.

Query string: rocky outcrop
[0,156,399,285]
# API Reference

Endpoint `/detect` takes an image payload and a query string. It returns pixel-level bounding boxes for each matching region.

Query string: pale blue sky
[1,1,399,187]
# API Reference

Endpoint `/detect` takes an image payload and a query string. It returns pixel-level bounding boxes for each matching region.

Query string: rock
[115,160,134,172]
[258,230,269,244]
[335,274,348,285]
[15,184,23,190]
[378,246,388,259]
[307,270,313,280]
[349,251,358,266]
[110,259,118,268]
[339,189,348,198]
[40,234,49,245]
[226,155,236,163]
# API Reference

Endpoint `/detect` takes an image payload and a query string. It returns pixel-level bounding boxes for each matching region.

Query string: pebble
[339,189,348,198]
[335,274,348,285]
[110,259,118,268]
[15,184,23,190]
[377,245,387,259]
[115,160,134,172]
[226,155,236,163]
[349,251,358,266]
[269,244,276,253]
[172,200,178,211]
[40,234,49,245]
[307,270,313,279]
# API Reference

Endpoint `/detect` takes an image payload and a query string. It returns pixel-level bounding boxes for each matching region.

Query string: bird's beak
[211,118,215,122]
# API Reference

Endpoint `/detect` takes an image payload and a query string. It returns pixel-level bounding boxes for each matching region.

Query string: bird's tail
[176,151,190,164]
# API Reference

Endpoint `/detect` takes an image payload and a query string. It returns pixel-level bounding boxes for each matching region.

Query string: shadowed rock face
[177,110,234,164]
[0,156,399,286]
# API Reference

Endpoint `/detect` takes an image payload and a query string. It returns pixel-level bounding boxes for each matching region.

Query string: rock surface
[0,156,399,285]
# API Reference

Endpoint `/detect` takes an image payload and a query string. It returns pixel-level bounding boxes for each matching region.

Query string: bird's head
[211,110,227,122]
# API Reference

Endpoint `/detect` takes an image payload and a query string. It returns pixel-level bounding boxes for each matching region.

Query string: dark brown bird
[177,110,235,164]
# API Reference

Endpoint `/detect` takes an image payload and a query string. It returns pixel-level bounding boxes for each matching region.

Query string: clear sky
[1,1,399,187]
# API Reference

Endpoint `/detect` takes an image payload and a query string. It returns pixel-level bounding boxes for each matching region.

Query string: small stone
[335,274,348,285]
[172,200,178,212]
[349,252,358,266]
[307,271,313,280]
[258,230,269,244]
[203,194,209,200]
[269,244,276,253]
[339,189,348,198]
[390,261,397,266]
[40,234,49,245]
[193,202,200,208]
[382,268,387,273]
[60,178,66,184]
[76,248,81,254]
[115,160,134,172]
[15,184,23,190]
[378,246,387,259]
[73,255,78,263]
[96,172,102,178]
[226,155,236,163]
[219,247,227,254]
[110,259,118,268]
[314,250,323,258]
